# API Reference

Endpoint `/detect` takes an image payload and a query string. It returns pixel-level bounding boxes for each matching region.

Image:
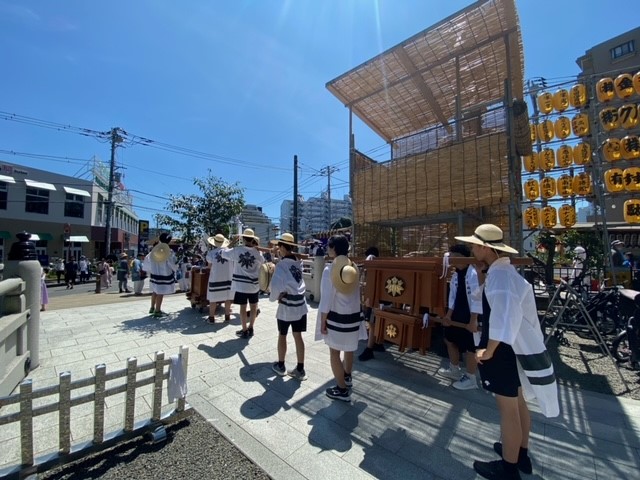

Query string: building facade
[280,194,352,239]
[239,204,278,244]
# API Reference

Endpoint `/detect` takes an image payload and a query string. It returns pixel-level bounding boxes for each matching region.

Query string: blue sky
[0,0,637,226]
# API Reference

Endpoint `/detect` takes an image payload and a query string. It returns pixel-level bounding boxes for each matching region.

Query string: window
[25,187,49,214]
[0,181,7,210]
[610,40,635,60]
[64,193,85,218]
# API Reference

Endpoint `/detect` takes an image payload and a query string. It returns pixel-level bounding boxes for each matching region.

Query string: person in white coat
[205,234,233,323]
[143,233,177,318]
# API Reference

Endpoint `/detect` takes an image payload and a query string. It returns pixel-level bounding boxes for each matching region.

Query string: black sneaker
[358,348,374,362]
[344,374,353,388]
[271,362,286,376]
[248,327,254,337]
[493,443,532,474]
[235,329,249,339]
[325,386,351,402]
[473,459,521,480]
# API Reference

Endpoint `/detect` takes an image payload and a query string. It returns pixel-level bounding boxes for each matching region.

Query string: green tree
[155,170,245,245]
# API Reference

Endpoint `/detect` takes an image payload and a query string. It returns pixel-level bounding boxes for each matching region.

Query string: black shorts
[477,342,520,397]
[444,326,476,353]
[277,315,307,335]
[233,291,259,305]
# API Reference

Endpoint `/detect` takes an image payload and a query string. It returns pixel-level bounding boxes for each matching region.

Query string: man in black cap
[611,240,624,267]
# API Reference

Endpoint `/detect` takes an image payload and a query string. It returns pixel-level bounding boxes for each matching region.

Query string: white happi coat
[484,257,560,418]
[269,257,308,321]
[221,245,265,294]
[206,247,233,302]
[143,252,177,295]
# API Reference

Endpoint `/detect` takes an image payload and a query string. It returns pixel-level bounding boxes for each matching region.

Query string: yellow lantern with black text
[599,107,619,131]
[571,113,590,137]
[569,83,587,108]
[604,168,625,192]
[540,177,556,199]
[603,138,622,162]
[614,73,635,99]
[596,77,615,102]
[537,92,554,114]
[624,199,640,224]
[553,89,570,112]
[522,153,537,173]
[557,175,573,197]
[541,206,557,228]
[556,145,573,167]
[523,178,539,201]
[538,148,555,171]
[530,123,537,143]
[619,104,639,129]
[573,172,592,195]
[554,116,571,139]
[559,204,576,228]
[537,119,554,142]
[624,167,640,191]
[621,135,640,160]
[573,142,591,165]
[634,71,640,96]
[524,207,540,229]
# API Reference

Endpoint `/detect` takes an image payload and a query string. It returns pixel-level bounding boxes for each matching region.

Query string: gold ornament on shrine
[624,167,640,191]
[621,135,640,160]
[538,148,555,171]
[619,104,639,129]
[559,204,577,228]
[553,89,570,112]
[599,107,620,131]
[530,123,537,143]
[384,276,405,297]
[604,168,625,192]
[557,175,573,197]
[537,92,554,115]
[524,178,540,201]
[624,199,640,224]
[385,324,398,339]
[569,83,587,108]
[522,153,537,173]
[614,73,635,99]
[633,71,640,96]
[573,172,592,195]
[540,177,556,199]
[573,142,591,165]
[603,138,622,162]
[524,206,540,229]
[571,113,590,137]
[556,145,573,168]
[537,119,554,142]
[541,206,557,228]
[596,77,615,103]
[554,116,571,139]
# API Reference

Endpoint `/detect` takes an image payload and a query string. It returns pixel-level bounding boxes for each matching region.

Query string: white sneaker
[437,366,462,380]
[452,374,478,390]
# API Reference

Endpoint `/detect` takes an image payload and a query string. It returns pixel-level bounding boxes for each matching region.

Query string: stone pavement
[1,288,640,479]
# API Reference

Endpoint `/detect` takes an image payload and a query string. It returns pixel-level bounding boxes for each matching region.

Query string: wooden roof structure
[326,0,524,143]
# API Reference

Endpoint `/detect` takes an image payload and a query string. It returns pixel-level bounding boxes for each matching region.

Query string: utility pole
[319,165,338,229]
[293,155,299,241]
[104,128,123,258]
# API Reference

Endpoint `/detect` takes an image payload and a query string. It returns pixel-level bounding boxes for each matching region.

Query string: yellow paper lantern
[573,142,591,165]
[624,199,640,223]
[573,172,592,195]
[604,168,625,192]
[621,135,640,160]
[554,116,572,139]
[540,177,557,199]
[614,73,635,99]
[537,92,554,115]
[603,138,622,162]
[523,179,540,201]
[599,107,620,131]
[559,204,576,228]
[619,103,639,129]
[538,148,555,171]
[596,77,615,102]
[556,145,573,168]
[571,113,590,137]
[522,154,537,173]
[553,89,570,112]
[633,71,640,96]
[624,167,640,191]
[569,83,588,108]
[524,207,540,229]
[537,119,554,142]
[542,206,557,228]
[530,123,537,143]
[557,175,573,197]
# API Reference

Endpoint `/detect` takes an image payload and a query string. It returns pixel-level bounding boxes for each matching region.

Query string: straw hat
[207,234,228,248]
[150,242,171,262]
[454,224,518,254]
[269,232,300,247]
[258,262,275,292]
[331,255,360,294]
[119,252,128,259]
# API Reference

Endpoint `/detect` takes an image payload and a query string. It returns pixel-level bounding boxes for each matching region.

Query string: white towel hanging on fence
[167,354,188,402]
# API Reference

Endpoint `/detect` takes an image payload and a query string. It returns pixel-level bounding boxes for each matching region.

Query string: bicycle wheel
[611,330,631,363]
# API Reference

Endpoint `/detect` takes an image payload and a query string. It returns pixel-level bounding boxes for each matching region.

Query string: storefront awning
[69,235,90,243]
[0,174,15,183]
[25,179,56,191]
[63,186,91,197]
[36,233,53,241]
[0,231,11,239]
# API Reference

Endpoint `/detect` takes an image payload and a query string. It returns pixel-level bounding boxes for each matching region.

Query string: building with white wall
[280,194,352,239]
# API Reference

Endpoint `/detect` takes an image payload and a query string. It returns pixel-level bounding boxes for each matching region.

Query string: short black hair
[278,242,294,252]
[449,244,471,257]
[328,235,350,256]
[365,246,379,257]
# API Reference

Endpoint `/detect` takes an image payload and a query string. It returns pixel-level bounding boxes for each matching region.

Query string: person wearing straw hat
[143,233,178,318]
[205,233,233,323]
[314,234,367,402]
[455,224,558,480]
[221,228,265,338]
[268,233,309,380]
[117,252,131,293]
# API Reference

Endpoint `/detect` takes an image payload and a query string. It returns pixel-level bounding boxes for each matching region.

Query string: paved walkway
[2,290,640,479]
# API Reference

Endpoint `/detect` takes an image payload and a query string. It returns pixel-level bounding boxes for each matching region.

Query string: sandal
[207,316,215,324]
